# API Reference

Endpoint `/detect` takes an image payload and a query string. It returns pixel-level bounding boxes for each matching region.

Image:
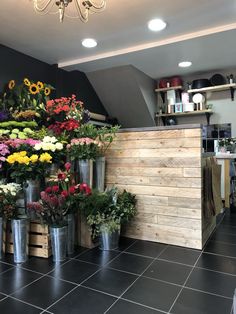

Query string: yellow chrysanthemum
[37,81,44,90]
[39,152,52,163]
[24,78,30,86]
[19,151,27,157]
[17,156,30,165]
[6,155,16,164]
[44,87,51,96]
[8,80,15,90]
[29,83,39,95]
[30,154,39,163]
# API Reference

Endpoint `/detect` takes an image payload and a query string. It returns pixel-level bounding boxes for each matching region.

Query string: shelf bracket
[205,112,211,125]
[230,87,234,101]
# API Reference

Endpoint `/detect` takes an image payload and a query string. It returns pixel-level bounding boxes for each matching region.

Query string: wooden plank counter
[106,124,216,250]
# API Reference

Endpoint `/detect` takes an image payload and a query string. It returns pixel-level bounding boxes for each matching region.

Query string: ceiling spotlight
[148,19,167,31]
[82,38,97,48]
[178,61,192,68]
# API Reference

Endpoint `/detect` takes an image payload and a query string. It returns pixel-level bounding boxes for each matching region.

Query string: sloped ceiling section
[86,65,156,128]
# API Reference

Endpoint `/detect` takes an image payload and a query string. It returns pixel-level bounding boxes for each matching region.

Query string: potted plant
[0,182,27,263]
[66,137,101,187]
[82,188,137,250]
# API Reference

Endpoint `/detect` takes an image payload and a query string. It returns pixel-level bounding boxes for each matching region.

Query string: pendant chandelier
[33,0,106,23]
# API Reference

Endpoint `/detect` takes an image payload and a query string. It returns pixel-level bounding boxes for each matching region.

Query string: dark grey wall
[0,44,107,114]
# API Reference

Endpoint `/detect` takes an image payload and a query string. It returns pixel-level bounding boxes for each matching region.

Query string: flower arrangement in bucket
[218,137,236,153]
[81,187,137,250]
[0,182,22,219]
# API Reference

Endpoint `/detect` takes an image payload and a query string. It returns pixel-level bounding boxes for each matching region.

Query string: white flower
[43,136,52,143]
[55,142,63,150]
[65,178,69,182]
[50,137,57,143]
[34,143,42,151]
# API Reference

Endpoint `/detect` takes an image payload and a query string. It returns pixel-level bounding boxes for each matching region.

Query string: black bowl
[210,74,226,86]
[192,79,211,89]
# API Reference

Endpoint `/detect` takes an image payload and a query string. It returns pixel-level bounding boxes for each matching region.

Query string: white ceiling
[1,0,236,78]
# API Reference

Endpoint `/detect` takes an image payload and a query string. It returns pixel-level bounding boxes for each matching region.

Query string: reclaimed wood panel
[106,127,214,250]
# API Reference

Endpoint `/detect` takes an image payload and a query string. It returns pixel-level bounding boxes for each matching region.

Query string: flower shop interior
[0,1,236,314]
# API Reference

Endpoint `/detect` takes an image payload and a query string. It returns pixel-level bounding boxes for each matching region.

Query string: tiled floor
[0,211,236,313]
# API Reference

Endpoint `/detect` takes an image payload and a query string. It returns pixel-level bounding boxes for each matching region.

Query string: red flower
[69,186,76,194]
[85,186,92,195]
[61,190,69,197]
[52,185,59,193]
[45,187,52,194]
[65,162,71,172]
[58,173,67,180]
[79,183,91,194]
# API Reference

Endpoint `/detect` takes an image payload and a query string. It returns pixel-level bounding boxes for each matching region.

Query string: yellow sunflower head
[24,78,30,86]
[29,83,39,95]
[44,87,51,96]
[8,80,15,90]
[37,81,44,90]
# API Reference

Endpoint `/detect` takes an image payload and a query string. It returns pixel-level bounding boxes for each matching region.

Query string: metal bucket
[0,217,3,259]
[77,159,93,187]
[50,226,67,262]
[94,156,106,192]
[25,179,41,219]
[66,214,75,255]
[11,218,29,263]
[100,226,120,251]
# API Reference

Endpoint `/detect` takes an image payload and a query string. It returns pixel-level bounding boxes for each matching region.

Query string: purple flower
[0,111,9,122]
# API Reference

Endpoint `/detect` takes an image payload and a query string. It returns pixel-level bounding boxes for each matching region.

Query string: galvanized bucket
[11,218,29,263]
[24,179,41,220]
[100,226,120,251]
[50,226,67,262]
[77,159,93,187]
[94,156,106,192]
[0,217,3,259]
[66,213,75,255]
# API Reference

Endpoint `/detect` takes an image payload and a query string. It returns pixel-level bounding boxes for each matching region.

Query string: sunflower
[8,80,15,90]
[29,83,39,95]
[37,81,44,90]
[44,87,51,96]
[24,78,30,86]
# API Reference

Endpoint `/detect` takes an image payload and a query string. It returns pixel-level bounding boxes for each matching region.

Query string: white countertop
[215,153,236,159]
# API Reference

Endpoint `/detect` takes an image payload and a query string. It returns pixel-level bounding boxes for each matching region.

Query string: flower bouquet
[0,182,22,219]
[66,137,101,160]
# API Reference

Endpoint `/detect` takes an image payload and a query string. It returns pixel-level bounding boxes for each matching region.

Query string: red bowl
[170,76,182,87]
[159,78,169,88]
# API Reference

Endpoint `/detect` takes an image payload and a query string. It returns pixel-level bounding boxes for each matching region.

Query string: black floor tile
[158,246,201,266]
[123,276,180,312]
[210,231,236,244]
[204,241,236,258]
[107,299,163,314]
[20,257,56,274]
[77,248,120,266]
[0,262,14,274]
[217,225,236,235]
[107,252,153,274]
[48,259,99,284]
[68,246,88,258]
[143,260,192,285]
[186,267,236,298]
[0,267,41,294]
[0,254,16,265]
[82,268,137,297]
[48,286,116,314]
[0,297,41,313]
[12,275,76,309]
[197,252,236,275]
[170,288,232,314]
[0,292,6,301]
[125,240,167,258]
[116,237,137,252]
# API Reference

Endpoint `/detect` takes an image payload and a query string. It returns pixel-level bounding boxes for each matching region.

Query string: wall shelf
[155,109,213,126]
[155,86,183,92]
[187,83,236,101]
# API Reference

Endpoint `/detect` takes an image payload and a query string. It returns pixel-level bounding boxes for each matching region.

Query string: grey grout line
[80,284,118,298]
[120,297,168,313]
[7,295,46,311]
[202,250,236,260]
[195,265,236,277]
[104,244,170,314]
[43,239,139,313]
[113,250,156,260]
[210,239,236,246]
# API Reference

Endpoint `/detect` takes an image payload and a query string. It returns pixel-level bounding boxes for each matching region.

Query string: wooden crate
[3,221,52,258]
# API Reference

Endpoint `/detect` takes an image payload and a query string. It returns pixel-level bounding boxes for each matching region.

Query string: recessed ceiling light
[178,61,192,68]
[148,19,167,31]
[82,38,97,48]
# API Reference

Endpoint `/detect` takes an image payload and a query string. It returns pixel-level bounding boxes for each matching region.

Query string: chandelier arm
[33,0,54,12]
[74,0,89,22]
[85,0,106,10]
